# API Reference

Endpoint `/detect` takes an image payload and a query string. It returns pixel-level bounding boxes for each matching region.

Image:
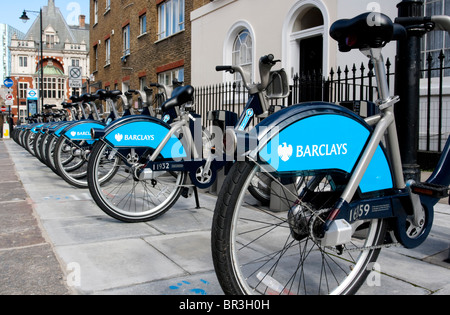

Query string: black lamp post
[394,0,426,182]
[20,8,44,114]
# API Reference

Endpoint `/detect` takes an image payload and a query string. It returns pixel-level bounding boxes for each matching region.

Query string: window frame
[232,29,253,84]
[19,82,28,99]
[105,38,111,66]
[158,0,185,41]
[94,0,98,25]
[140,14,147,36]
[19,56,28,68]
[123,24,131,56]
[158,67,184,87]
[422,0,450,77]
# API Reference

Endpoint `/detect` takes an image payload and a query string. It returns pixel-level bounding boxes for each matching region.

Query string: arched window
[232,29,253,83]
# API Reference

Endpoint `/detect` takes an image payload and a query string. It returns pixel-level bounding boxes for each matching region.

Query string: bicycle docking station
[205,110,238,195]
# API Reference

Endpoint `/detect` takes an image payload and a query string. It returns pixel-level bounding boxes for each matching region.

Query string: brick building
[89,0,210,94]
[9,0,89,122]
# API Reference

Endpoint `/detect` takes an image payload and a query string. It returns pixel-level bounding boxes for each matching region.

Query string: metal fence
[194,50,449,155]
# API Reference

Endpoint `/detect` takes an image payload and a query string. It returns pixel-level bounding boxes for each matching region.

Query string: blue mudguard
[97,115,187,160]
[253,102,394,194]
[57,120,106,141]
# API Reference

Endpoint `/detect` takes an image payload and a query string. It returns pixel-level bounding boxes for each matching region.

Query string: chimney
[79,15,86,28]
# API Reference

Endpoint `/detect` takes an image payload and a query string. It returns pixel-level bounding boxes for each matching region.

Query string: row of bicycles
[10,12,450,295]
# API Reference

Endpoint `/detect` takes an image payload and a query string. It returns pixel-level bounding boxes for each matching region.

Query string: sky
[0,0,90,35]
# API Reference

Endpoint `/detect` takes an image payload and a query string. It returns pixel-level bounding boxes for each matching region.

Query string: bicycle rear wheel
[212,161,387,295]
[87,140,187,223]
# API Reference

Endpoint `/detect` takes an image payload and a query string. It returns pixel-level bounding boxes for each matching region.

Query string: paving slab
[145,231,215,274]
[0,200,45,249]
[0,244,70,295]
[55,238,186,293]
[2,138,450,296]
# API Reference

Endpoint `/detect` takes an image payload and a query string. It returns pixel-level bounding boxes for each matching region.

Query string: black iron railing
[194,50,449,155]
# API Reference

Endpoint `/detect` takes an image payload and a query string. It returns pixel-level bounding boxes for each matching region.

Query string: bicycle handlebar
[216,66,235,73]
[216,54,281,93]
[432,15,450,32]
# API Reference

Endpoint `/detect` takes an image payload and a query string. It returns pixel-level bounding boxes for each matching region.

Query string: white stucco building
[191,0,398,86]
[191,0,449,152]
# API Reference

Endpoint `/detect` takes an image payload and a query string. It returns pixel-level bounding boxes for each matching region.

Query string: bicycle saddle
[70,95,82,103]
[81,93,99,102]
[330,12,399,52]
[61,102,75,109]
[96,89,122,100]
[161,85,195,112]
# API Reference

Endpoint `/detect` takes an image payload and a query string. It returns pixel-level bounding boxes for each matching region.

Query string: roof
[25,0,89,51]
[36,64,65,76]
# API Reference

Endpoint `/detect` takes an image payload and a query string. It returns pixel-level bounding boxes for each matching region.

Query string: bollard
[2,122,10,139]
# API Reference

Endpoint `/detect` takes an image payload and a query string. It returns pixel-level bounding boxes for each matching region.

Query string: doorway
[300,35,323,75]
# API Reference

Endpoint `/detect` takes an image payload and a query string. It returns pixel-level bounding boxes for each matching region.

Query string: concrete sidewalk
[1,138,449,295]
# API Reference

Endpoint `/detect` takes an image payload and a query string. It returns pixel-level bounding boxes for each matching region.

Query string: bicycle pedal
[411,182,449,199]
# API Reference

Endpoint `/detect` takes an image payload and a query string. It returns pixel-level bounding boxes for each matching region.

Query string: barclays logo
[115,133,123,142]
[276,142,348,162]
[70,131,91,137]
[114,133,155,142]
[278,143,293,162]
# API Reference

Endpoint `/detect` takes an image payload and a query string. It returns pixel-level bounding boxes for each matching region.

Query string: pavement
[0,137,449,296]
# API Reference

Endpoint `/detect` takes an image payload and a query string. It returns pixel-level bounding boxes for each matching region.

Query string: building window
[105,38,111,66]
[123,24,131,56]
[94,0,98,24]
[140,14,147,35]
[72,59,80,67]
[106,0,111,11]
[139,77,147,91]
[46,34,55,48]
[19,82,28,99]
[93,45,98,71]
[158,67,184,86]
[158,0,185,40]
[19,56,28,68]
[37,77,65,99]
[232,29,253,83]
[423,0,450,77]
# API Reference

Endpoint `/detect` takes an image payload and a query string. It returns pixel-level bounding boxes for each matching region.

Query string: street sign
[27,89,38,100]
[3,78,14,88]
[69,66,82,88]
[5,94,13,101]
[1,106,6,112]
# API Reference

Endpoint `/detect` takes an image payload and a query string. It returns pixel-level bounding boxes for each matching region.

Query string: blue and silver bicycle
[86,56,289,222]
[211,12,450,295]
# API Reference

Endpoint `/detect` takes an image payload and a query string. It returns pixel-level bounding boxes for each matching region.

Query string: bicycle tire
[53,136,90,188]
[212,161,387,295]
[87,140,186,223]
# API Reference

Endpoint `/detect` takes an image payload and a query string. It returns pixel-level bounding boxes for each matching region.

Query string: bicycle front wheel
[53,137,90,188]
[87,141,187,223]
[212,161,387,295]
